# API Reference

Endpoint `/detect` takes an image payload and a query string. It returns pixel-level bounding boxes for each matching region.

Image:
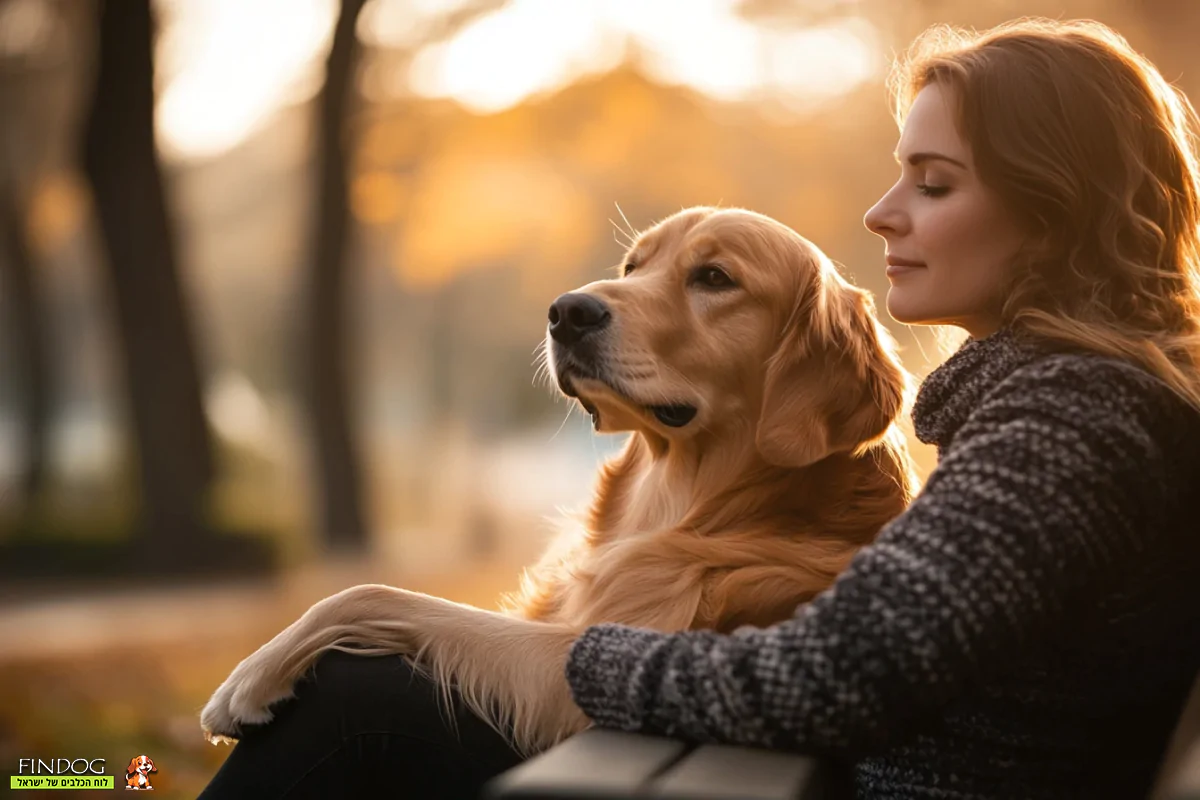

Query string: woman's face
[863,83,1026,339]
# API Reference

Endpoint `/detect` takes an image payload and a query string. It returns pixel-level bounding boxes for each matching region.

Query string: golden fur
[200,207,918,756]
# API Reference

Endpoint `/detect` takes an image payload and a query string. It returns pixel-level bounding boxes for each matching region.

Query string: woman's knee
[301,650,428,716]
[199,651,523,799]
[291,650,521,767]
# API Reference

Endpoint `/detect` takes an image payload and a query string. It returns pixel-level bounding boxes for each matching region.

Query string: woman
[565,19,1200,797]
[199,18,1200,799]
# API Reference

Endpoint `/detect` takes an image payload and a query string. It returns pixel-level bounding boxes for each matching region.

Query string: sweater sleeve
[564,356,1175,753]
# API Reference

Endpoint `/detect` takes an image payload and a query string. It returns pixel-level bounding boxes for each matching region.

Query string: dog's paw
[200,654,296,745]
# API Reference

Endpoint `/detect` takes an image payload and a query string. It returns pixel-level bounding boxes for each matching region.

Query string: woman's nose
[863,189,906,237]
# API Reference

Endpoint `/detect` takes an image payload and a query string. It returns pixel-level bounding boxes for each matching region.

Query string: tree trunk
[304,0,369,551]
[81,0,214,543]
[0,184,50,505]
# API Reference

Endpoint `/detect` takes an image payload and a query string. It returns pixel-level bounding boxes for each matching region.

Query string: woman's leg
[198,650,526,799]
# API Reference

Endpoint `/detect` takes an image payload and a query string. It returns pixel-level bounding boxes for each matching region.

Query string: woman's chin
[884,293,928,326]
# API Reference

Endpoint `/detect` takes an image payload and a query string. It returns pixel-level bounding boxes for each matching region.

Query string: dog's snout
[548,293,611,345]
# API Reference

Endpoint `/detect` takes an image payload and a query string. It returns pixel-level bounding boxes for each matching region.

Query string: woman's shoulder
[915,345,1198,524]
[998,347,1184,409]
[983,346,1200,454]
[913,328,1200,464]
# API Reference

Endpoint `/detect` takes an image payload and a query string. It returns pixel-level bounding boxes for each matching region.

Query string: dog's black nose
[548,293,611,345]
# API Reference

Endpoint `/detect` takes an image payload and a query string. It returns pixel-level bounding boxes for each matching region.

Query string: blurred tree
[304,0,370,551]
[0,182,49,504]
[308,0,510,551]
[0,0,72,516]
[80,0,215,544]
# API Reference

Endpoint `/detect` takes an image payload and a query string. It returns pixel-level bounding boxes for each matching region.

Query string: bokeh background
[0,0,1196,796]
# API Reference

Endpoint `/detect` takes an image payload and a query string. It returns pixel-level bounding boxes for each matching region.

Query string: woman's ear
[756,278,907,468]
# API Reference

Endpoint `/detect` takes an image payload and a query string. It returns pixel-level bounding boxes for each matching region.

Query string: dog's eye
[692,265,735,289]
[623,262,637,277]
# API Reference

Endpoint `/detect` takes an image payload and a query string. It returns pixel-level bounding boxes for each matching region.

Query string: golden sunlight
[392,152,595,290]
[154,0,337,160]
[153,0,879,160]
[390,0,880,113]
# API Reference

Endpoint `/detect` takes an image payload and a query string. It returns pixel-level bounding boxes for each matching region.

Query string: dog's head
[125,755,156,776]
[546,206,908,467]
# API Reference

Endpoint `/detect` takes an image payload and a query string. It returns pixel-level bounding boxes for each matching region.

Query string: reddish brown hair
[892,19,1200,407]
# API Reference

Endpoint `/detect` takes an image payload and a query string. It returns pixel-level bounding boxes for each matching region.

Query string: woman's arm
[565,356,1178,754]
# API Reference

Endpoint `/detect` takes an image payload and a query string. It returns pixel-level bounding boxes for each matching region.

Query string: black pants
[198,650,526,799]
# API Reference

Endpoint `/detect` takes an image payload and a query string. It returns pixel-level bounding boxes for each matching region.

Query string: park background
[0,0,1195,795]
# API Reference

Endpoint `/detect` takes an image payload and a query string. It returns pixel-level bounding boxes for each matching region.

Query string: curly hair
[890,18,1200,409]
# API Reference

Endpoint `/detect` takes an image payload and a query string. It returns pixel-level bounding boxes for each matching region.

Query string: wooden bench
[1153,674,1200,800]
[486,673,1200,800]
[482,729,851,799]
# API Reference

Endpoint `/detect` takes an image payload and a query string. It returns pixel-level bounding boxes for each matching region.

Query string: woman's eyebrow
[894,150,968,169]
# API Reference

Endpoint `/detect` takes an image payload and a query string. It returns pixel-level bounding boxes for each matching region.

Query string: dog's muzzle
[546,292,697,429]
[548,292,611,346]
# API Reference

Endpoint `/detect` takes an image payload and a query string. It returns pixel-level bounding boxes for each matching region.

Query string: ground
[0,558,528,799]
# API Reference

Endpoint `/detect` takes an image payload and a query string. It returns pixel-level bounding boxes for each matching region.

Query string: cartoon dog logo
[124,755,156,790]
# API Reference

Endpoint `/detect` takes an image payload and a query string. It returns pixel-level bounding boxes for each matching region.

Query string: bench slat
[648,744,832,799]
[485,729,847,800]
[483,729,688,799]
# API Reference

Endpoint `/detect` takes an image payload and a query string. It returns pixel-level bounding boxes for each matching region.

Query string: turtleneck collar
[912,327,1048,451]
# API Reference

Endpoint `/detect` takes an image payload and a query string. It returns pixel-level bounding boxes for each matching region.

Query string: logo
[124,755,157,791]
[11,757,113,790]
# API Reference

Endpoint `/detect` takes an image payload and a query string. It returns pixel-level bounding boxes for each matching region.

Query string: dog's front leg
[200,582,591,757]
[200,583,427,743]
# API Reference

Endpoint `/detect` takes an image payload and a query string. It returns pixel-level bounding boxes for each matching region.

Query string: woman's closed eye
[916,182,950,198]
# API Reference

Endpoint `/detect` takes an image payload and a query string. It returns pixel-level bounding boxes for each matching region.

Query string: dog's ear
[125,758,138,776]
[145,757,156,773]
[756,270,907,468]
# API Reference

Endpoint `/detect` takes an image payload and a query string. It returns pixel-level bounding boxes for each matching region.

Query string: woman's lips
[885,256,926,278]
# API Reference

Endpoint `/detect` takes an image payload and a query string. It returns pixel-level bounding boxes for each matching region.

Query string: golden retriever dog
[200,206,918,757]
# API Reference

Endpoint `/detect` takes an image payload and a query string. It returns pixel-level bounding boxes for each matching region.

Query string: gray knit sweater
[565,329,1200,799]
